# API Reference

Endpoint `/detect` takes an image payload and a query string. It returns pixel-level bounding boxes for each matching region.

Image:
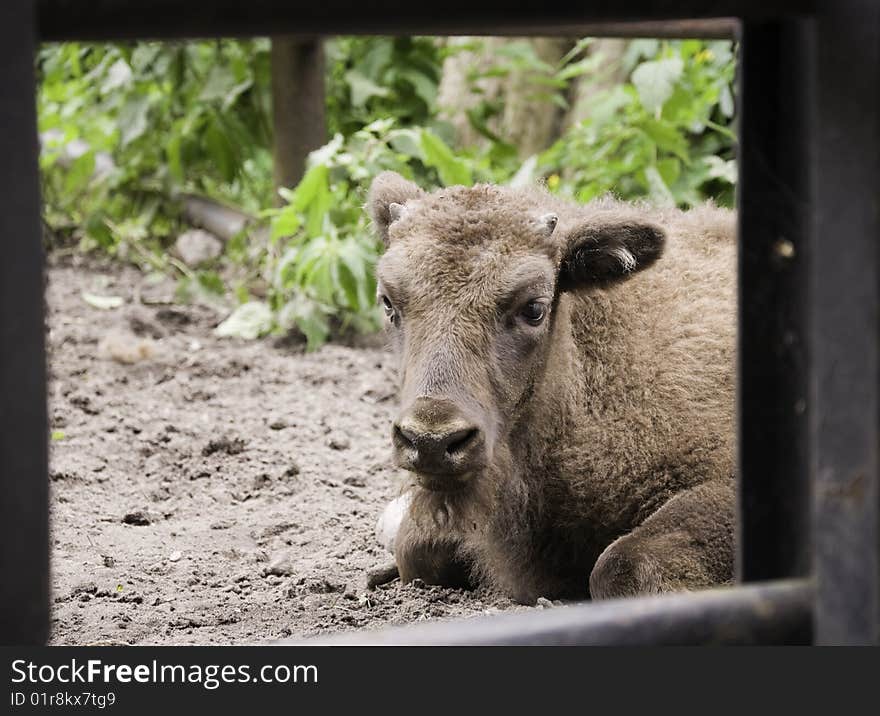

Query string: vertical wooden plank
[811,0,880,645]
[737,21,813,583]
[0,0,49,645]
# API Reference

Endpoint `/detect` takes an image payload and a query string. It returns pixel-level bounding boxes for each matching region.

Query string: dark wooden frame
[3,0,877,645]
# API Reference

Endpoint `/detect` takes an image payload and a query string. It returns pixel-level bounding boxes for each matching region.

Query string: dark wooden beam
[36,1,808,41]
[292,580,812,645]
[810,0,880,646]
[0,0,50,645]
[736,20,813,583]
[529,19,740,39]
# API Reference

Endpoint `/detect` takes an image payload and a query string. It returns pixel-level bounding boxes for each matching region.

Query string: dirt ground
[46,255,523,645]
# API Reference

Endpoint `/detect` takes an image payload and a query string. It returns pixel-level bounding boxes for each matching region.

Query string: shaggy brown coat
[369,171,736,603]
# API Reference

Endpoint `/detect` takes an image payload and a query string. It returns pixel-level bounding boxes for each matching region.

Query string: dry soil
[46,255,524,645]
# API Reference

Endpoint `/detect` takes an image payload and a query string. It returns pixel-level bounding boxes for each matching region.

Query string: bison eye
[380,295,397,323]
[520,300,548,326]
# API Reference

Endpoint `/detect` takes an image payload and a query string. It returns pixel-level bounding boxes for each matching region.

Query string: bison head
[369,171,665,499]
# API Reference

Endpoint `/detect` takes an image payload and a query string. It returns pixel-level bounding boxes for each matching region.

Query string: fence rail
[295,580,813,646]
[35,2,807,40]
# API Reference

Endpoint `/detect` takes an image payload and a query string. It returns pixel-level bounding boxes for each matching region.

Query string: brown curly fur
[368,171,736,604]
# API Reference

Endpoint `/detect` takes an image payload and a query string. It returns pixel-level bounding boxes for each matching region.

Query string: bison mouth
[407,468,498,535]
[415,471,473,493]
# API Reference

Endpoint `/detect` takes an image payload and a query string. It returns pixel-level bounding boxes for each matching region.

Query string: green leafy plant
[255,119,499,349]
[539,40,737,207]
[37,40,273,253]
[325,37,445,138]
[462,37,603,142]
[37,36,738,351]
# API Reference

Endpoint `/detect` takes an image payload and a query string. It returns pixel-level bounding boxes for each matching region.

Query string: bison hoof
[589,542,663,600]
[366,562,400,590]
[397,540,474,590]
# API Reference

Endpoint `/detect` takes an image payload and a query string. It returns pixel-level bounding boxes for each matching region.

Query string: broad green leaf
[362,117,395,136]
[197,271,225,296]
[588,86,632,127]
[631,57,684,114]
[719,84,735,118]
[306,185,332,237]
[388,128,424,160]
[117,95,151,146]
[464,105,514,147]
[166,132,184,182]
[204,119,236,182]
[703,155,738,184]
[558,37,595,67]
[274,247,301,288]
[420,129,472,186]
[643,166,676,208]
[64,150,95,194]
[234,282,250,305]
[707,41,735,66]
[278,294,331,351]
[84,212,114,248]
[199,65,238,103]
[336,261,360,310]
[307,134,344,168]
[345,70,391,107]
[100,59,132,94]
[622,39,660,71]
[271,207,302,241]
[398,68,438,107]
[495,41,555,74]
[221,79,254,112]
[338,239,373,308]
[215,301,273,340]
[288,164,329,212]
[298,311,330,351]
[679,40,704,60]
[555,55,603,82]
[131,44,162,74]
[359,39,394,79]
[656,157,681,188]
[640,118,690,163]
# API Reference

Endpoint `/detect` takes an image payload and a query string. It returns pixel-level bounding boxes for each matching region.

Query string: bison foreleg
[589,479,734,599]
[374,494,475,590]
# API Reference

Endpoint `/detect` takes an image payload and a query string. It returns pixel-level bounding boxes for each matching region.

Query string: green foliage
[37,36,737,351]
[461,37,604,142]
[261,119,497,349]
[261,37,736,348]
[539,40,737,207]
[37,40,273,252]
[325,37,444,137]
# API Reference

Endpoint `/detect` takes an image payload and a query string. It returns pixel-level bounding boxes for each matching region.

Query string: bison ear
[368,171,425,245]
[557,220,665,291]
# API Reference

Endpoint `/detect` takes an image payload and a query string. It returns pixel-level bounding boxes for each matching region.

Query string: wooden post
[0,0,50,645]
[270,37,326,196]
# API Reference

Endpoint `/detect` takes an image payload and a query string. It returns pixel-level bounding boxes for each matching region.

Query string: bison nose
[392,400,486,481]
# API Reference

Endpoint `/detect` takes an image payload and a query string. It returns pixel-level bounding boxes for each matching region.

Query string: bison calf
[369,172,736,604]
